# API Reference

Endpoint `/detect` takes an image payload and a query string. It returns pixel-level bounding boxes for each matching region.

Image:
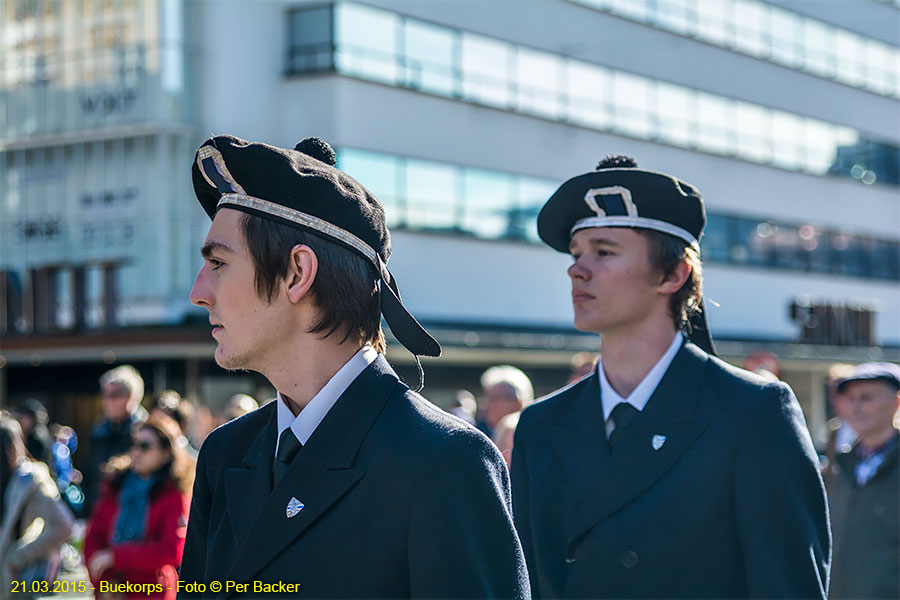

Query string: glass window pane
[655,0,696,35]
[735,101,770,163]
[866,41,892,96]
[612,71,652,138]
[403,21,455,97]
[733,0,767,57]
[289,6,334,73]
[657,83,694,147]
[771,110,803,169]
[834,30,864,87]
[829,231,863,276]
[461,169,513,239]
[515,47,563,120]
[516,176,557,243]
[696,93,732,155]
[770,8,800,67]
[565,60,611,129]
[802,19,833,77]
[696,0,730,46]
[335,3,400,85]
[405,159,458,231]
[337,149,403,227]
[701,213,731,263]
[772,225,801,269]
[607,0,651,21]
[461,33,513,109]
[803,119,839,174]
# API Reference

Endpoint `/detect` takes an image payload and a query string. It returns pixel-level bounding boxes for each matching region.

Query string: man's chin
[572,316,603,335]
[214,348,249,371]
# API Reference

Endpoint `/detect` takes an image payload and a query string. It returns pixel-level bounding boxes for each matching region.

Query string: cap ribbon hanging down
[192,135,441,359]
[537,164,716,356]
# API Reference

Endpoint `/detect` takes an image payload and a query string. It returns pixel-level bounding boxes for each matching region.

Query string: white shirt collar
[598,333,683,422]
[276,345,378,453]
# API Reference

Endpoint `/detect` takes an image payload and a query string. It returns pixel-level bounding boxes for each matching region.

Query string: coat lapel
[224,404,278,547]
[551,374,610,496]
[224,355,400,588]
[568,343,713,547]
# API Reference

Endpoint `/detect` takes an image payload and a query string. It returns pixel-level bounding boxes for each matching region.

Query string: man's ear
[658,259,691,295]
[284,244,318,304]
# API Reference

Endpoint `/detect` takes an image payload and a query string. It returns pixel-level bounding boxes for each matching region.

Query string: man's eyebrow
[201,241,234,258]
[569,236,622,252]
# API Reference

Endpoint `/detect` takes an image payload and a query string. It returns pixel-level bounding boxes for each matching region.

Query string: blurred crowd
[1,356,898,599]
[0,365,261,600]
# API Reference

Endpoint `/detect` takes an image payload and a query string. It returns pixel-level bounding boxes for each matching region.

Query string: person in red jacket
[84,414,194,600]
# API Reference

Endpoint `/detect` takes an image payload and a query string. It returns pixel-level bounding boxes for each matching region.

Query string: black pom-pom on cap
[295,137,337,166]
[596,154,638,170]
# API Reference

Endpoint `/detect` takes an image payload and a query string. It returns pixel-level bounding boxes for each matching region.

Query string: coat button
[620,550,639,569]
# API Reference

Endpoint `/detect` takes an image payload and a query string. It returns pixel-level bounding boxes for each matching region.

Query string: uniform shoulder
[389,387,500,463]
[519,375,591,427]
[700,351,797,422]
[705,352,790,396]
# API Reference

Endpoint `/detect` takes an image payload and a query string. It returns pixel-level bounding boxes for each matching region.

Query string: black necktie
[273,428,302,485]
[608,402,639,451]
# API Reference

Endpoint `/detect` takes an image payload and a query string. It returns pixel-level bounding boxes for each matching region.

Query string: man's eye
[209,259,224,270]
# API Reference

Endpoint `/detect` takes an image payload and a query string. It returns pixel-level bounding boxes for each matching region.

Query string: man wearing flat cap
[511,156,830,598]
[827,362,900,599]
[179,135,528,598]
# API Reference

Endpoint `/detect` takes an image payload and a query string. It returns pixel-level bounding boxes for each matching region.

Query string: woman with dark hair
[1,411,74,597]
[84,414,194,600]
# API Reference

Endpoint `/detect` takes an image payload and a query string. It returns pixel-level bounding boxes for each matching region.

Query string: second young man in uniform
[511,156,830,598]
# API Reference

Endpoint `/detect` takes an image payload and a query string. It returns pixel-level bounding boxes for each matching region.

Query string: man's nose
[189,269,212,308]
[568,259,589,280]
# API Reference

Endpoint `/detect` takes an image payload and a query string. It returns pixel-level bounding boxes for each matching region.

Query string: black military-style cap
[537,160,716,355]
[191,135,441,358]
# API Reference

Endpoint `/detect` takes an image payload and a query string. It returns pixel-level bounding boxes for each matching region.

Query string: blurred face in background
[839,380,900,443]
[102,382,132,423]
[130,428,171,478]
[481,383,521,430]
[14,412,35,436]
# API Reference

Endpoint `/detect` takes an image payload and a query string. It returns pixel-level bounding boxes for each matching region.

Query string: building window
[288,2,899,188]
[287,5,335,74]
[572,0,900,100]
[336,148,900,282]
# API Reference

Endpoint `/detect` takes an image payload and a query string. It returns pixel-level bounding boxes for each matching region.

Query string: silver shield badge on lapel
[286,497,304,518]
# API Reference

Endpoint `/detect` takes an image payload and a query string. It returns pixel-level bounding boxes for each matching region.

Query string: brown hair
[637,229,703,331]
[239,212,386,353]
[104,414,195,494]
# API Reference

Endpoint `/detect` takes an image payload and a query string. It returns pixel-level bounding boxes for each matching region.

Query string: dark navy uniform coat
[511,342,830,599]
[180,355,529,599]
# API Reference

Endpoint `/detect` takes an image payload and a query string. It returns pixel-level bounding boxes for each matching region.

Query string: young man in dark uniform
[179,136,528,598]
[511,156,830,598]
